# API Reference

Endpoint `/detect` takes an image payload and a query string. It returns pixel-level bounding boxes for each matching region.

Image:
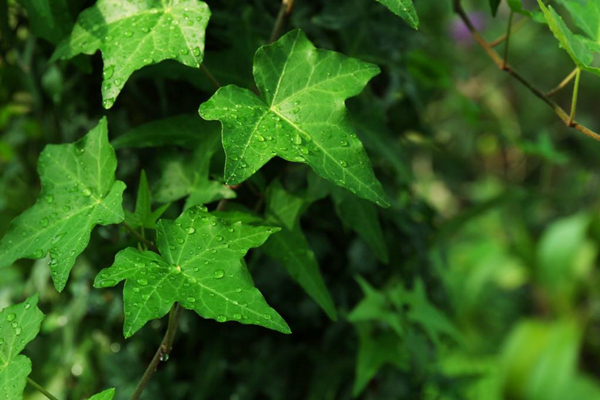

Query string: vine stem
[502,11,514,69]
[489,16,528,47]
[201,64,221,89]
[129,305,183,400]
[122,222,158,252]
[569,68,581,126]
[452,0,600,142]
[546,67,579,97]
[27,377,59,400]
[269,0,295,43]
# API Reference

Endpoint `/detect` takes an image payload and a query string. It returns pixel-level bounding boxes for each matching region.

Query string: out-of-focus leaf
[153,125,236,208]
[95,206,289,337]
[0,295,44,400]
[0,118,125,292]
[17,0,74,44]
[112,115,203,150]
[199,29,389,207]
[489,0,501,17]
[262,181,337,320]
[52,0,211,108]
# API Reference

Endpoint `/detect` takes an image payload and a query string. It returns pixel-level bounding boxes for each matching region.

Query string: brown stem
[452,0,600,142]
[269,0,296,43]
[129,305,183,400]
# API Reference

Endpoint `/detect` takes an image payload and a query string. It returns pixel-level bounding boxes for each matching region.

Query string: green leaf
[352,324,408,397]
[537,0,600,76]
[153,124,236,208]
[88,388,116,400]
[489,0,501,16]
[374,0,419,29]
[199,29,389,208]
[348,276,403,337]
[261,181,337,320]
[111,115,202,150]
[506,0,545,22]
[309,173,389,263]
[94,206,289,337]
[0,118,126,292]
[0,295,45,400]
[124,170,170,230]
[17,0,75,44]
[52,0,211,108]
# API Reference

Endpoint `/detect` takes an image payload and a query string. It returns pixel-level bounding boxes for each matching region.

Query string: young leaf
[0,295,45,400]
[262,181,337,320]
[489,0,502,17]
[374,0,419,29]
[153,125,236,208]
[124,171,170,230]
[111,115,202,150]
[199,29,390,208]
[52,0,211,108]
[0,118,126,292]
[88,388,116,400]
[538,0,600,76]
[94,206,289,337]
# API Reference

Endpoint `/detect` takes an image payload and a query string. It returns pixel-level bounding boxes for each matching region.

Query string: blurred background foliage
[2,0,600,399]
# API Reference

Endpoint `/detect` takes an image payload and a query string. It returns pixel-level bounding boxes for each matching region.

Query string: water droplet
[215,235,224,242]
[216,315,227,323]
[213,269,225,279]
[339,160,347,167]
[82,188,92,197]
[192,46,201,56]
[15,327,22,336]
[45,195,54,203]
[187,227,196,235]
[124,30,133,38]
[187,297,196,303]
[263,314,272,320]
[137,278,149,286]
[40,218,49,227]
[6,313,16,322]
[103,65,115,79]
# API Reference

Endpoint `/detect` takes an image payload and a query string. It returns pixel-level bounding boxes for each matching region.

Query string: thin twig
[546,67,579,97]
[122,222,158,252]
[269,0,296,43]
[452,0,600,142]
[201,64,221,89]
[569,68,581,126]
[27,378,59,400]
[502,11,514,69]
[489,16,528,47]
[129,305,183,400]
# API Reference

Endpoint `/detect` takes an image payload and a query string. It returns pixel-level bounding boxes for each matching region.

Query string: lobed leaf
[95,206,290,337]
[0,295,45,400]
[374,0,419,29]
[0,118,125,292]
[200,29,389,207]
[52,0,211,108]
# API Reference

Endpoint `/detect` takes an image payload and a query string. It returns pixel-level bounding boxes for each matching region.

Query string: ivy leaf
[0,118,126,292]
[94,206,289,338]
[261,181,337,320]
[309,173,388,263]
[17,0,75,45]
[199,29,389,208]
[352,324,408,397]
[489,0,502,17]
[538,0,600,76]
[88,388,116,400]
[112,115,202,150]
[374,0,419,29]
[0,295,45,400]
[124,171,170,230]
[52,0,211,108]
[153,124,236,208]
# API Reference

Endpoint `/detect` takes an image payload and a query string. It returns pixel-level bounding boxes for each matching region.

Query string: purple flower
[450,12,487,46]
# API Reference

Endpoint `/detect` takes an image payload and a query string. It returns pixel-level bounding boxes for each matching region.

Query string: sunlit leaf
[95,206,289,337]
[374,0,419,28]
[52,0,211,108]
[200,29,389,207]
[0,118,125,292]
